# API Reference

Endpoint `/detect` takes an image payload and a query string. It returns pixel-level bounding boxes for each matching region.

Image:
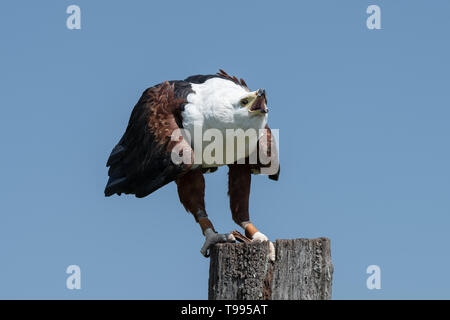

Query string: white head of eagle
[105,69,279,260]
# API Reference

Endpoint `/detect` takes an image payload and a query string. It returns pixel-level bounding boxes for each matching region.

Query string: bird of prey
[105,70,280,259]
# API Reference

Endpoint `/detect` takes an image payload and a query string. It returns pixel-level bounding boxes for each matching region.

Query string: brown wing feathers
[249,125,280,181]
[105,82,192,198]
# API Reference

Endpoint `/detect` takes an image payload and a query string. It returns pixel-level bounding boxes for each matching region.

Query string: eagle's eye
[240,98,249,106]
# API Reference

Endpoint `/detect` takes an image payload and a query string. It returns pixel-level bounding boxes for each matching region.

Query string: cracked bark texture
[208,238,333,300]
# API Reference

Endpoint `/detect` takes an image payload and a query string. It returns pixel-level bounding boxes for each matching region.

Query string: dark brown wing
[105,82,193,198]
[250,125,280,181]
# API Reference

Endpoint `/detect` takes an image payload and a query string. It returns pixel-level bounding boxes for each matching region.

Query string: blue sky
[1,0,449,299]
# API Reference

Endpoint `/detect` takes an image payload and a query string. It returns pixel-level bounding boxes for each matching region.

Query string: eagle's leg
[176,169,235,257]
[228,164,275,261]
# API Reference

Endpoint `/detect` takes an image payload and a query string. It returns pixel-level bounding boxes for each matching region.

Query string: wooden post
[208,238,333,300]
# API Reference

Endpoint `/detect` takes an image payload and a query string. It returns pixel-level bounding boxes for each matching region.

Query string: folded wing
[105,82,193,198]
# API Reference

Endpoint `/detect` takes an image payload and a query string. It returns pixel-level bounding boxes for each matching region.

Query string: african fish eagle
[105,70,280,259]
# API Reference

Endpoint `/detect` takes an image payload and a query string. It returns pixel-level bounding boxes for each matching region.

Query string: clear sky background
[1,0,449,299]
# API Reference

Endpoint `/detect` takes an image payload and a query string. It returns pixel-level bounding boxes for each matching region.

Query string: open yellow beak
[248,89,268,114]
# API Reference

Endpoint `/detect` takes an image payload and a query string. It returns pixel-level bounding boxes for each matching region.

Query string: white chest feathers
[181,78,268,167]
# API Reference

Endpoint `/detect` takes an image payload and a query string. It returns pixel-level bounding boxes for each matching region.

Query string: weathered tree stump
[208,238,333,300]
